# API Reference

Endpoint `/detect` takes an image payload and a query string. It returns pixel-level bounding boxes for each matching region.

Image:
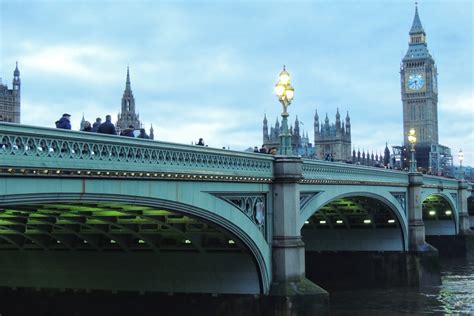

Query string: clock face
[407,73,425,91]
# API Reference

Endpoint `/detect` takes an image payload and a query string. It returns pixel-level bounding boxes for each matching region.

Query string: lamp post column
[270,67,328,312]
[279,110,291,155]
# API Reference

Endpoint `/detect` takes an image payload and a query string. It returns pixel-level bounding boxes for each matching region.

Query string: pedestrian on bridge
[97,115,117,135]
[121,125,135,137]
[82,121,92,132]
[55,113,71,130]
[137,128,149,139]
[91,117,102,132]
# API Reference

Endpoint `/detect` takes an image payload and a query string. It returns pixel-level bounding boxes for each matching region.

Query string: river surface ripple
[328,258,474,315]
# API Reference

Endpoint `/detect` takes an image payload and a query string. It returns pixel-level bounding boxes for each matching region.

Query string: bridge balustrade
[301,159,409,186]
[0,123,273,181]
[422,174,459,190]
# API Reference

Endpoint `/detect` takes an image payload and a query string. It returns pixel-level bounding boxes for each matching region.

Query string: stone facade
[314,109,351,161]
[115,67,154,139]
[262,109,351,161]
[400,6,452,174]
[0,63,21,123]
[400,6,438,147]
[116,67,141,133]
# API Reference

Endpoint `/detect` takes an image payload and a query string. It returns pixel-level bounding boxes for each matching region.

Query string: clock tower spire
[401,4,438,148]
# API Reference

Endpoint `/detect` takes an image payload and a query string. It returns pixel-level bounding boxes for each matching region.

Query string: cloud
[19,41,124,83]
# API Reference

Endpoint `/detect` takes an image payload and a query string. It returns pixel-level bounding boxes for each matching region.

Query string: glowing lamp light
[278,68,290,85]
[228,240,235,245]
[138,240,145,244]
[319,220,326,224]
[388,219,395,224]
[336,220,343,224]
[274,84,285,96]
[408,128,416,144]
[363,219,371,224]
[285,85,294,101]
[445,210,452,216]
[304,220,310,225]
[184,239,191,244]
[429,210,436,216]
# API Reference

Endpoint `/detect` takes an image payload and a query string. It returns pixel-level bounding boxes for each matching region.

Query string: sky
[0,0,472,166]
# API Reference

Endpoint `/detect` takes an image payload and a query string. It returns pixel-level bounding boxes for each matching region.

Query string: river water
[1,258,472,315]
[329,257,474,315]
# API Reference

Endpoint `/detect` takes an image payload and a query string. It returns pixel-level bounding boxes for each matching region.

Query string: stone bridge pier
[268,156,328,312]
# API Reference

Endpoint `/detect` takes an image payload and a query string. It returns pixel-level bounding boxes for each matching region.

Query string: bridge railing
[301,159,409,186]
[0,123,274,180]
[422,175,459,190]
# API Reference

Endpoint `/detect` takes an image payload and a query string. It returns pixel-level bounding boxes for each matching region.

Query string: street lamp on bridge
[408,128,417,172]
[274,66,295,155]
[458,149,464,179]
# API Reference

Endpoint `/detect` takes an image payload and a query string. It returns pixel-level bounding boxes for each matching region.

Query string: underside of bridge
[0,203,261,294]
[302,196,404,251]
[422,195,456,235]
[302,196,436,289]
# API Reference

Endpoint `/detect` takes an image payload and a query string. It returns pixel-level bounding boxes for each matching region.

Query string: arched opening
[0,200,263,295]
[302,196,405,252]
[422,194,456,236]
[468,196,474,229]
[302,195,407,290]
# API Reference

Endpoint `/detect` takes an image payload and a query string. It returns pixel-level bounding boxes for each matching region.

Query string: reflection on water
[329,258,474,315]
[0,258,472,315]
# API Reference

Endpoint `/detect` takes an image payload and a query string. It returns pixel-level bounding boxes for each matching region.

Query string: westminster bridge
[0,122,472,306]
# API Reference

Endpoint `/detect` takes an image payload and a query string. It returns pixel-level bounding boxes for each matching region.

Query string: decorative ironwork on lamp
[274,66,295,155]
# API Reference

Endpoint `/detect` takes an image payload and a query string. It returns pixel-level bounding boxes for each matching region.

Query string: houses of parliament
[262,6,453,174]
[0,63,21,123]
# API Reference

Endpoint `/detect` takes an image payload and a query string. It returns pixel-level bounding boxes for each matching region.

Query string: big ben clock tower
[401,5,438,147]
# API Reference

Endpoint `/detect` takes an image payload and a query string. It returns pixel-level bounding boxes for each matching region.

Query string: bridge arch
[0,192,270,295]
[300,191,407,251]
[422,193,457,236]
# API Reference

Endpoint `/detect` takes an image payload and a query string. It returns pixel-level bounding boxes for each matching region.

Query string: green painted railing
[0,123,274,179]
[301,159,409,186]
[423,175,459,190]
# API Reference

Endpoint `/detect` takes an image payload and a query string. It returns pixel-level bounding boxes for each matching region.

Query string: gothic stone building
[400,6,451,174]
[115,67,154,139]
[262,109,351,161]
[0,63,21,123]
[314,109,351,161]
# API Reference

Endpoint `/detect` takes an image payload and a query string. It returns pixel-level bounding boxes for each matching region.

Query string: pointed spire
[314,109,319,120]
[336,108,340,119]
[263,114,268,124]
[410,4,424,35]
[80,113,86,131]
[125,66,131,91]
[14,61,20,77]
[150,124,155,140]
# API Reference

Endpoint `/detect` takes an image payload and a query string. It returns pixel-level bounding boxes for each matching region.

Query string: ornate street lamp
[408,128,417,172]
[458,149,464,179]
[274,66,295,155]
